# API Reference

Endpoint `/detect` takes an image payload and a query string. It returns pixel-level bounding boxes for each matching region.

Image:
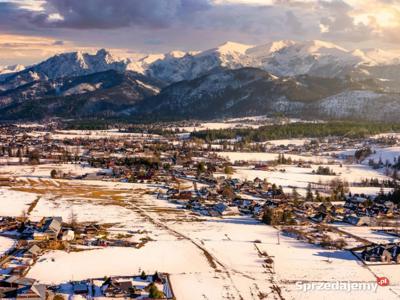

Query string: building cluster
[0,272,173,299]
[0,216,172,299]
[361,243,400,263]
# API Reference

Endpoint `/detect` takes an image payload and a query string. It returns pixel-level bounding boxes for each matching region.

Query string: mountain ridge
[1,39,400,122]
[3,39,400,86]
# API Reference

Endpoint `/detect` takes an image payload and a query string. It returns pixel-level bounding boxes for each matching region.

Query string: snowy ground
[4,178,393,300]
[335,145,400,166]
[0,236,15,256]
[332,223,400,244]
[217,151,334,164]
[366,146,400,165]
[175,121,265,133]
[219,163,392,196]
[266,139,310,146]
[0,154,399,299]
[0,163,100,178]
[21,181,276,299]
[28,241,211,284]
[0,189,38,217]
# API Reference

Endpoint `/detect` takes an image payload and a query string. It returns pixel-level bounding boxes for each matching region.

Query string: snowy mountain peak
[268,40,296,53]
[139,54,166,65]
[215,41,254,54]
[167,50,187,58]
[74,51,88,68]
[27,49,133,80]
[247,40,360,77]
[247,40,295,56]
[0,64,25,75]
[246,40,348,59]
[304,40,348,51]
[277,40,351,59]
[95,48,126,64]
[352,48,400,66]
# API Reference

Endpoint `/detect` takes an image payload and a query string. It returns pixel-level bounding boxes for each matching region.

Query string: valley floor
[0,173,399,299]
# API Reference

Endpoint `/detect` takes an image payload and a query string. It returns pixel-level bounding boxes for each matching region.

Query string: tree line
[191,121,400,142]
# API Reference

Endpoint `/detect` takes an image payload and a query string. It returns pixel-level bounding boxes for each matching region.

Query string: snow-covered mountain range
[3,40,400,86]
[136,40,400,82]
[1,39,400,121]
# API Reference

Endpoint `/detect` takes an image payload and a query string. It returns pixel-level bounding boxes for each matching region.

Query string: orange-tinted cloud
[0,34,140,65]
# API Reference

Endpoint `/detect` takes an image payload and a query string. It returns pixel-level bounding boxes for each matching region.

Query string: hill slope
[0,70,164,120]
[133,68,400,121]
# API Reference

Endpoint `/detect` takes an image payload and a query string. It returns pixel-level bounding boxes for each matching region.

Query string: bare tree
[69,209,77,230]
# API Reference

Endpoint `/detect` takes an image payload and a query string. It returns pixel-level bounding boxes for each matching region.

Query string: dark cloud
[285,10,305,34]
[0,1,319,54]
[34,0,211,29]
[0,2,36,31]
[52,40,64,45]
[144,39,163,45]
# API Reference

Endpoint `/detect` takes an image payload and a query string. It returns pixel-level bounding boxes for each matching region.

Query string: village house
[343,215,376,226]
[34,217,62,240]
[361,244,394,263]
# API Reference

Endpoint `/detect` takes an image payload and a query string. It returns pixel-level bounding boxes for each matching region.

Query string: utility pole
[277,227,280,245]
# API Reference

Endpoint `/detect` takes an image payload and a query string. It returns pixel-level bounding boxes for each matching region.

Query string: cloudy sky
[1,0,400,65]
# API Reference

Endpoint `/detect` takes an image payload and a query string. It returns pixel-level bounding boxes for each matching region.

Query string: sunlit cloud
[0,34,141,66]
[0,0,45,11]
[0,34,72,65]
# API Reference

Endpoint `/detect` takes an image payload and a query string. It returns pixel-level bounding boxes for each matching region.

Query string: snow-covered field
[220,163,392,196]
[332,224,400,244]
[0,236,15,256]
[20,181,275,299]
[179,121,262,132]
[217,151,334,164]
[28,241,211,284]
[0,189,38,216]
[266,139,310,146]
[0,163,100,178]
[367,146,400,164]
[335,145,400,165]
[0,124,398,300]
[0,175,398,299]
[167,214,398,300]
